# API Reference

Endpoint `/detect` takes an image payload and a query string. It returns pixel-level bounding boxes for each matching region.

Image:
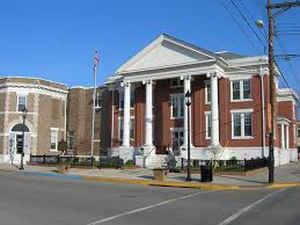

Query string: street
[0,170,299,225]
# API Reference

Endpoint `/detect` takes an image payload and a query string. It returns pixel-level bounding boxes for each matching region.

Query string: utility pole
[267,0,275,184]
[266,0,300,183]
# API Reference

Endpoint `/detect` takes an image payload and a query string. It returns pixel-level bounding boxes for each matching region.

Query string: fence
[29,155,124,169]
[30,155,95,168]
[185,157,269,172]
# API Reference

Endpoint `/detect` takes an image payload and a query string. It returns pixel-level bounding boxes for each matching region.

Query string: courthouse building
[0,34,298,167]
[104,33,299,167]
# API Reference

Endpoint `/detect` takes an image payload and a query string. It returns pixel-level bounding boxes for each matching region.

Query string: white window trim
[170,78,184,88]
[205,111,211,139]
[231,109,254,139]
[230,79,253,102]
[16,94,28,112]
[170,93,184,120]
[50,128,59,152]
[204,80,211,105]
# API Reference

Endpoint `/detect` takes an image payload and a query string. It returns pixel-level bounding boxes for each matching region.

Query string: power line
[219,0,259,52]
[239,0,268,42]
[275,36,300,85]
[229,0,267,49]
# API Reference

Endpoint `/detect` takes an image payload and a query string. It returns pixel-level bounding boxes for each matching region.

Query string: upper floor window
[170,94,184,119]
[118,89,134,109]
[17,95,27,112]
[205,83,211,104]
[231,109,253,139]
[231,79,252,101]
[170,78,184,87]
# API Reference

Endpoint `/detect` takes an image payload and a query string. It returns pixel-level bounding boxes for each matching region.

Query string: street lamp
[185,90,192,181]
[19,107,27,170]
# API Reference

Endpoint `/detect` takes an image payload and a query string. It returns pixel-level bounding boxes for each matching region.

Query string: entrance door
[8,123,31,165]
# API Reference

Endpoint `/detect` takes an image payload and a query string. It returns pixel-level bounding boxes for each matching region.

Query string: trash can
[200,165,213,182]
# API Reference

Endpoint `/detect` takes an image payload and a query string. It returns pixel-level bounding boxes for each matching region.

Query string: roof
[215,51,247,60]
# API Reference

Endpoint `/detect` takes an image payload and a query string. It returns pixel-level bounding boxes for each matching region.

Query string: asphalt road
[0,171,299,225]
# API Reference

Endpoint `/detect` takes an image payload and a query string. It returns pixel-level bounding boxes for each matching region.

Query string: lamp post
[185,90,192,181]
[19,107,27,170]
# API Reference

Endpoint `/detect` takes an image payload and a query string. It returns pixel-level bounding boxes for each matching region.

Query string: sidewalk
[1,161,300,190]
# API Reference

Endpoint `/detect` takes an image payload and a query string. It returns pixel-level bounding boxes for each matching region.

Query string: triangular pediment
[116,34,216,73]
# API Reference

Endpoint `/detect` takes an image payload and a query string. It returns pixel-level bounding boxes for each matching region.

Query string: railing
[29,154,95,168]
[183,158,269,172]
[29,154,125,169]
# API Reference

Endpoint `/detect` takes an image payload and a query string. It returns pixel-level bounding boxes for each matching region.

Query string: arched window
[11,124,29,132]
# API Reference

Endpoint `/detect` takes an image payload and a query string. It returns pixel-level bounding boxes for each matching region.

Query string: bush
[99,157,124,168]
[125,160,135,167]
[57,139,67,154]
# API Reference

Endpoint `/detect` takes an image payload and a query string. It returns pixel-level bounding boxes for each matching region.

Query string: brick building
[104,33,299,167]
[67,86,106,157]
[0,77,68,164]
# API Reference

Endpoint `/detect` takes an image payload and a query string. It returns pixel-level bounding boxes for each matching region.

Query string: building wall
[37,94,66,155]
[0,77,68,163]
[109,73,296,161]
[67,87,105,156]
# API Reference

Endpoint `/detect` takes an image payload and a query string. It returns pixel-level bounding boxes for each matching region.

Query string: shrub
[125,160,135,167]
[58,139,67,154]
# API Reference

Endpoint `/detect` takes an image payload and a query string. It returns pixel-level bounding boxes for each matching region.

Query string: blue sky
[0,0,299,91]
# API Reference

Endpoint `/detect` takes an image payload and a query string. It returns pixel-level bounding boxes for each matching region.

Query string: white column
[281,123,285,150]
[145,80,153,146]
[122,82,131,147]
[183,75,192,148]
[210,72,220,147]
[286,125,289,149]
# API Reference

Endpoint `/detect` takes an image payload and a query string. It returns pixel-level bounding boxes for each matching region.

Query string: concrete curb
[82,175,300,191]
[1,168,300,191]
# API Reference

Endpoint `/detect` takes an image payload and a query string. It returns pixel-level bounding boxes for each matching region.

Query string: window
[130,89,134,108]
[170,78,184,87]
[205,112,211,139]
[171,94,184,119]
[118,117,135,144]
[297,128,300,138]
[205,83,211,104]
[17,95,27,112]
[231,79,252,101]
[119,118,123,144]
[231,110,253,138]
[118,89,134,109]
[130,118,135,140]
[50,128,58,151]
[95,92,102,108]
[119,91,124,109]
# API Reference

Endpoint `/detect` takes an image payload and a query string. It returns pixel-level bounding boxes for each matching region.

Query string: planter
[153,169,168,182]
[56,164,71,173]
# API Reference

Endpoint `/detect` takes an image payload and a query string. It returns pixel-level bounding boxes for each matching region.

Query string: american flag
[94,51,100,71]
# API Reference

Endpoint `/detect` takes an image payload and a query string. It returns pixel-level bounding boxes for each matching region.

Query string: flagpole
[91,51,98,159]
